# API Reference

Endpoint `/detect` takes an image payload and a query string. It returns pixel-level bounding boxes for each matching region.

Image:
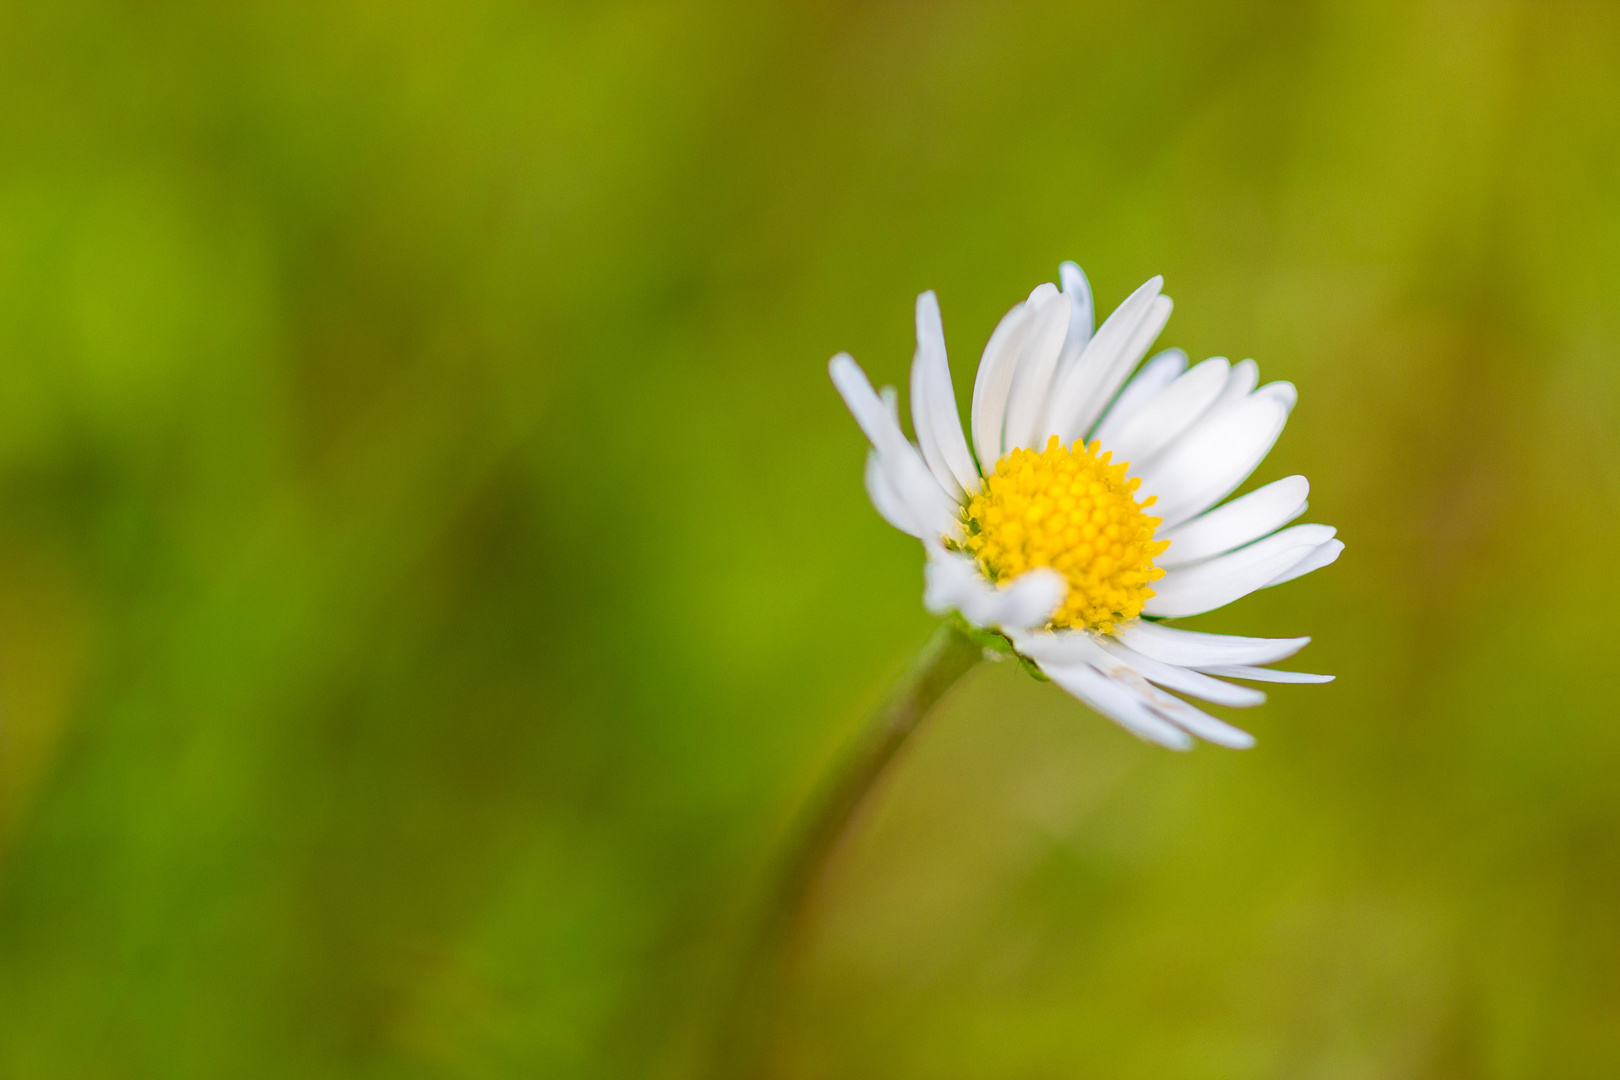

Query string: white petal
[1075,295,1174,445]
[1212,358,1258,409]
[922,546,1066,631]
[1007,626,1115,668]
[1116,622,1310,667]
[908,299,959,499]
[882,384,957,538]
[1091,636,1266,707]
[1091,348,1189,447]
[1158,475,1310,568]
[886,450,962,543]
[1041,276,1165,445]
[996,566,1070,630]
[969,301,1037,471]
[910,291,981,496]
[1265,537,1343,587]
[1035,628,1265,709]
[922,547,976,618]
[864,451,920,536]
[1198,664,1334,684]
[922,547,982,620]
[1145,524,1336,617]
[1033,263,1096,443]
[1041,662,1194,750]
[1001,288,1075,456]
[1105,356,1230,468]
[1135,395,1288,528]
[1059,261,1094,349]
[1010,628,1257,710]
[1127,684,1257,748]
[1015,632,1257,748]
[1255,380,1297,413]
[831,353,958,537]
[1056,637,1270,748]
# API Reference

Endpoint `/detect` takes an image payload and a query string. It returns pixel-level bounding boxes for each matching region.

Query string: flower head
[831,263,1341,750]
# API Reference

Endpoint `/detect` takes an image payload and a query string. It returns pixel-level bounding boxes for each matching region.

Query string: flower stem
[713,622,984,1077]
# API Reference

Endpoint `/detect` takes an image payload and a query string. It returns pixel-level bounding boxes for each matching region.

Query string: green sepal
[944,613,1050,682]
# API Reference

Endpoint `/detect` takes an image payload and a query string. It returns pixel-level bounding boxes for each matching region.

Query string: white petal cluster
[831,262,1342,750]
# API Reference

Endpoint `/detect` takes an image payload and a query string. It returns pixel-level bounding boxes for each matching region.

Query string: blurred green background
[1,0,1618,1076]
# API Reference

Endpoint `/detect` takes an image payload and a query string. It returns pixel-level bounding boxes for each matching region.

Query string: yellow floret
[956,436,1168,634]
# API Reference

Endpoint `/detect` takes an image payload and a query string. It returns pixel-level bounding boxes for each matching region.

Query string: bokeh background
[1,0,1618,1076]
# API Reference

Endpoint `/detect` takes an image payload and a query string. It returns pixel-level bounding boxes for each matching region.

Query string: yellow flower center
[958,436,1168,634]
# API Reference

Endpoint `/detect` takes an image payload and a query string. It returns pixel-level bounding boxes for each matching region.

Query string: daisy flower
[831,263,1341,750]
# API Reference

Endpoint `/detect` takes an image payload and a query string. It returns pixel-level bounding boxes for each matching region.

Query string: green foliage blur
[1,1,1618,1076]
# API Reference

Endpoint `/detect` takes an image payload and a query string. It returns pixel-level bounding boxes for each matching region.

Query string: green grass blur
[0,1,1618,1076]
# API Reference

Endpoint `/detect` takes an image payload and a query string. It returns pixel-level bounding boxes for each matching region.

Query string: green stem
[713,622,985,1078]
